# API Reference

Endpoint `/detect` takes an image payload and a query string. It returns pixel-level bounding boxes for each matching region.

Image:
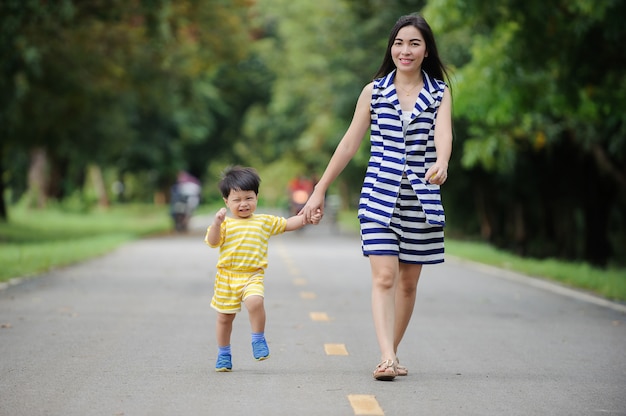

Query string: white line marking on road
[449,256,626,313]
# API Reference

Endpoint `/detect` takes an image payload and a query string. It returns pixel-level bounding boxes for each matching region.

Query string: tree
[0,0,255,217]
[242,0,430,206]
[424,0,626,265]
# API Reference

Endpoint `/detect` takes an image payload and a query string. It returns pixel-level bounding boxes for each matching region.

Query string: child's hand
[214,208,227,225]
[310,209,322,225]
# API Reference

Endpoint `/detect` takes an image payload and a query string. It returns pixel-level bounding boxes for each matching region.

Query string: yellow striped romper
[205,214,287,313]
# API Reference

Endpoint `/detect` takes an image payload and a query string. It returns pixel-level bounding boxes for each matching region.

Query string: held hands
[309,209,322,225]
[300,189,325,224]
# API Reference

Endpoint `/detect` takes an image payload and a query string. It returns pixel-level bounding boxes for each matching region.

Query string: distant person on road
[287,175,314,217]
[204,166,321,372]
[301,14,453,381]
[170,171,202,232]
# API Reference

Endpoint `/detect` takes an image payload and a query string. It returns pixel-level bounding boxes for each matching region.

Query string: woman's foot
[373,359,397,381]
[396,359,408,376]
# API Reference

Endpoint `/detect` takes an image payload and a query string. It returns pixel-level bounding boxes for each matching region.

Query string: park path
[1,217,625,415]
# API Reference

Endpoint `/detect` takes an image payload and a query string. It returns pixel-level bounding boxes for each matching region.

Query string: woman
[302,14,452,381]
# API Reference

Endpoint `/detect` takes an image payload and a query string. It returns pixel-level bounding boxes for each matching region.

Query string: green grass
[338,210,626,302]
[0,204,171,282]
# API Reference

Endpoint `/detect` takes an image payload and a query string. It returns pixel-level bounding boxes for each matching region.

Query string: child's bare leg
[244,295,265,333]
[216,312,236,347]
[244,295,270,360]
[215,312,236,371]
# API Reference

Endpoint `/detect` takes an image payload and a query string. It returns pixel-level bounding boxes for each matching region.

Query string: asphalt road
[1,215,625,416]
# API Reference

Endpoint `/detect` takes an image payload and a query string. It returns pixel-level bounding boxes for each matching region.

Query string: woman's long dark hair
[374,14,450,84]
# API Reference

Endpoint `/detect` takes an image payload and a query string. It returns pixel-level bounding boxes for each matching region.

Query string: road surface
[1,216,625,415]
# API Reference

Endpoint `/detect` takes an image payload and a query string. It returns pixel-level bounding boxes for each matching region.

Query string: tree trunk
[583,172,613,267]
[474,185,494,240]
[27,147,48,209]
[0,144,7,222]
[88,164,109,208]
[513,202,526,255]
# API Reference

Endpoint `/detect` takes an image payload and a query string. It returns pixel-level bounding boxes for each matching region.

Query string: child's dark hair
[218,166,261,198]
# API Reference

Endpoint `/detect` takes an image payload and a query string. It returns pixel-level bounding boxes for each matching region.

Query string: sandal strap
[373,358,398,380]
[376,359,395,369]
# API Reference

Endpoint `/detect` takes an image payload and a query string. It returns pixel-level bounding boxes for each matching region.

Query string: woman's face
[391,25,428,74]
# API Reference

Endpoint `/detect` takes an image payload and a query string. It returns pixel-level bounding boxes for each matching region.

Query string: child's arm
[284,209,322,232]
[205,208,227,246]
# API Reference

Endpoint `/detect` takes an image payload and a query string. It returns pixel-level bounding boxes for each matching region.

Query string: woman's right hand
[300,189,325,224]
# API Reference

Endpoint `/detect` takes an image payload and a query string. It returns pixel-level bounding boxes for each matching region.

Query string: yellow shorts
[211,269,264,313]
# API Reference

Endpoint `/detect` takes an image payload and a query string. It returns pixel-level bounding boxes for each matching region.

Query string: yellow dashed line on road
[347,395,385,416]
[278,245,302,277]
[309,312,330,321]
[324,343,348,355]
[278,243,374,416]
[279,241,376,416]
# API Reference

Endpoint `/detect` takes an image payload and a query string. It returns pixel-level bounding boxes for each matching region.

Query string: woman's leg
[394,263,422,353]
[369,255,399,362]
[216,312,236,347]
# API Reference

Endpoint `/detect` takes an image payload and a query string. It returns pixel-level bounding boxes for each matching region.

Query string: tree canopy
[1,0,624,266]
[423,0,626,265]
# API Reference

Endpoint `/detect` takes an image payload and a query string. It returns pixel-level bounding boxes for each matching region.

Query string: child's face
[224,189,258,219]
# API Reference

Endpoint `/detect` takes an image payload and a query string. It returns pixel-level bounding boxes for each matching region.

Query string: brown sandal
[373,359,397,381]
[396,359,408,376]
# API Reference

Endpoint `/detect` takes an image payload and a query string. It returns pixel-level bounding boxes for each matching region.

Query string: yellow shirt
[205,214,287,272]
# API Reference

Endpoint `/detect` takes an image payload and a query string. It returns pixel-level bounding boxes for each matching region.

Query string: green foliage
[244,0,368,170]
[425,0,626,266]
[242,0,428,202]
[1,0,254,207]
[2,0,624,268]
[0,204,171,282]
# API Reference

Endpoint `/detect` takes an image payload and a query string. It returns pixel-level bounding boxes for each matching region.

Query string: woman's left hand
[425,162,449,185]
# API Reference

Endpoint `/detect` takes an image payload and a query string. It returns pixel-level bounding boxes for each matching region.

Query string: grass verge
[0,204,171,283]
[338,210,626,302]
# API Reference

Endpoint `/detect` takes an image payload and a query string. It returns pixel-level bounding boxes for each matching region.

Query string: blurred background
[1,0,624,274]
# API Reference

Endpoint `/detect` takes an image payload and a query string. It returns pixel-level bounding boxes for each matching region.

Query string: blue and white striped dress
[358,69,446,264]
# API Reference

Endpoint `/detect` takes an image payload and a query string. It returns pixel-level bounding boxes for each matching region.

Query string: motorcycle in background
[288,176,314,217]
[170,172,201,232]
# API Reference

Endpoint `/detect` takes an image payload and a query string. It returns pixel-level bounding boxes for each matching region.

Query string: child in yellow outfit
[205,166,321,372]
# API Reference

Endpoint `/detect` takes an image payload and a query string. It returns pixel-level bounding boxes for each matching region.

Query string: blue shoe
[252,339,270,360]
[215,353,232,372]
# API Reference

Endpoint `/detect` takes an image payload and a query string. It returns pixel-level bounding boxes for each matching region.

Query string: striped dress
[358,70,446,264]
